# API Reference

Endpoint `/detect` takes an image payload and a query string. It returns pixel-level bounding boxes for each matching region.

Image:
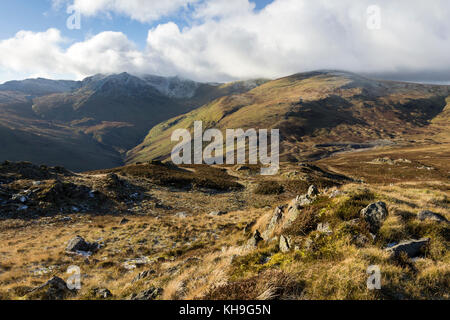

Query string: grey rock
[360,202,388,233]
[279,235,291,253]
[175,212,187,218]
[417,210,448,223]
[129,287,163,300]
[209,211,228,216]
[262,206,283,238]
[66,236,99,254]
[317,222,332,235]
[307,185,319,197]
[386,238,430,258]
[92,288,113,299]
[132,270,156,283]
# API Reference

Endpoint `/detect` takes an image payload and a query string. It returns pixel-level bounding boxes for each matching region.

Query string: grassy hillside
[128,71,450,164]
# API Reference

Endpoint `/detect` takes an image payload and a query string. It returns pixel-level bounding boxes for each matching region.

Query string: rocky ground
[0,144,448,300]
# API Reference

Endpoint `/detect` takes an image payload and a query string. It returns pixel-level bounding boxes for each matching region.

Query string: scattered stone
[328,190,343,198]
[119,218,130,225]
[123,257,151,270]
[360,202,388,233]
[92,288,113,299]
[417,210,448,223]
[307,185,319,197]
[129,287,163,300]
[175,212,187,218]
[65,236,100,255]
[386,238,430,258]
[279,235,291,253]
[247,230,264,248]
[317,222,332,235]
[209,211,228,216]
[132,270,156,283]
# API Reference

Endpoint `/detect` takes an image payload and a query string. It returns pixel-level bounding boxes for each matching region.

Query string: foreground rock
[386,238,430,258]
[417,210,448,223]
[27,277,75,300]
[360,202,388,233]
[66,236,100,255]
[92,288,113,299]
[129,287,163,300]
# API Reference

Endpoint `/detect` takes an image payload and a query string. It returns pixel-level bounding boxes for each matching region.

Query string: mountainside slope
[128,71,450,163]
[0,73,266,171]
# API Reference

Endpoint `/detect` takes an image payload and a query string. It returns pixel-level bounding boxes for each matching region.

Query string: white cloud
[2,0,450,83]
[55,0,197,23]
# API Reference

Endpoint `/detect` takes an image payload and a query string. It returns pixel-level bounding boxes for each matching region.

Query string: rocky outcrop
[262,206,284,239]
[360,202,388,233]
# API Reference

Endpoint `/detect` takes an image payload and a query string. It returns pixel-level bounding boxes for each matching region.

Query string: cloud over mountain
[1,0,450,83]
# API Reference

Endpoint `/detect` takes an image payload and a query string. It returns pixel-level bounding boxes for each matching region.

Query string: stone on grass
[66,236,100,255]
[386,238,430,258]
[417,210,448,223]
[360,202,388,233]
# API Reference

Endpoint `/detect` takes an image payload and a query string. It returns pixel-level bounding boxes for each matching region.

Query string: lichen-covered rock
[360,202,388,233]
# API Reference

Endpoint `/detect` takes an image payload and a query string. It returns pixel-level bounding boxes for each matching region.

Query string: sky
[0,0,449,84]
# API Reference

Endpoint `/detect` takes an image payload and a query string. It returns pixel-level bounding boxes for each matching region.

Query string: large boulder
[66,236,100,254]
[417,210,448,223]
[360,202,388,233]
[386,238,430,258]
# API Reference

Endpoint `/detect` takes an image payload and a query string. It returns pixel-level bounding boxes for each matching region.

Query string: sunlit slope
[127,71,450,163]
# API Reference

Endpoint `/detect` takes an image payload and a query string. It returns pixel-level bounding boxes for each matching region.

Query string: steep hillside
[0,73,266,171]
[128,71,450,163]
